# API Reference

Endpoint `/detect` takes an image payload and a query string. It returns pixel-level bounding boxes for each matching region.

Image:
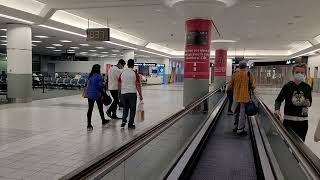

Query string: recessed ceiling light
[70,47,79,49]
[60,40,72,43]
[95,47,104,49]
[1,40,7,43]
[101,52,109,54]
[255,5,261,8]
[32,44,37,46]
[112,50,120,52]
[80,44,90,46]
[53,50,62,52]
[34,35,49,39]
[80,52,88,54]
[52,44,63,47]
[111,54,117,56]
[0,29,7,31]
[46,47,56,49]
[0,44,7,46]
[211,39,237,43]
[89,50,97,52]
[68,49,75,52]
[1,36,6,38]
[32,40,42,43]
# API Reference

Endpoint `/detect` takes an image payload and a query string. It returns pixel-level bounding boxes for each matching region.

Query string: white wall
[49,61,105,73]
[49,57,170,74]
[308,55,320,78]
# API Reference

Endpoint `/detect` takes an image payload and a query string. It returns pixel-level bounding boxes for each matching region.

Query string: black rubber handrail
[256,95,320,180]
[61,87,225,180]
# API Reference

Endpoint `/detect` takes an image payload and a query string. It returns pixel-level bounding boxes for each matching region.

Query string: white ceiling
[1,0,320,59]
[37,0,320,52]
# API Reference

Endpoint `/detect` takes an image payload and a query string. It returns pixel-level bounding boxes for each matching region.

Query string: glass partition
[100,92,225,180]
[256,106,310,180]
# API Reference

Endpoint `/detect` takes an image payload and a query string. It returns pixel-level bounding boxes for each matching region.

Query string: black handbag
[245,72,259,116]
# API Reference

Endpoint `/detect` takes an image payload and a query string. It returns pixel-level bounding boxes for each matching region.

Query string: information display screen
[86,28,110,41]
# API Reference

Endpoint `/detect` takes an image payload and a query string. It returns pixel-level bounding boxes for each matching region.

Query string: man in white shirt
[119,59,143,129]
[107,59,126,119]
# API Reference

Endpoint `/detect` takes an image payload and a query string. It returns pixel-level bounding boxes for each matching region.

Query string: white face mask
[294,73,306,83]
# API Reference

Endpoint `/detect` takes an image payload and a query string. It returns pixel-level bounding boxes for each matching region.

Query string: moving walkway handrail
[61,88,224,180]
[256,95,320,180]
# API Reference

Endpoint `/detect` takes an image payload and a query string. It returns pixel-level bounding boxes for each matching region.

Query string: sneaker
[120,122,126,128]
[106,110,112,119]
[87,125,93,130]
[237,131,248,136]
[128,125,136,129]
[102,119,110,125]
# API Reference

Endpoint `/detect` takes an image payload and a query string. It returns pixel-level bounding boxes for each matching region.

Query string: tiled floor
[0,84,183,180]
[257,88,320,159]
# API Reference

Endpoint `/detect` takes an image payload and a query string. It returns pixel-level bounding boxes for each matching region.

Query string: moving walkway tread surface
[189,106,257,180]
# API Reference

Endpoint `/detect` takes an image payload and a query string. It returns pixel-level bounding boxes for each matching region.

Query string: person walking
[119,59,143,129]
[274,63,312,141]
[229,61,256,136]
[86,64,109,130]
[107,59,126,119]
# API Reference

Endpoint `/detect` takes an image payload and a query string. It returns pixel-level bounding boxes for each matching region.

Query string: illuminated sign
[86,28,110,41]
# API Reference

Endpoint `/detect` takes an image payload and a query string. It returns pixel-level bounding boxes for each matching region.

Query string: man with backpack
[229,61,256,136]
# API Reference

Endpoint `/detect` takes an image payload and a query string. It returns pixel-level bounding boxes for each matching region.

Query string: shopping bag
[136,101,145,122]
[101,90,112,106]
[314,119,320,142]
[82,87,88,98]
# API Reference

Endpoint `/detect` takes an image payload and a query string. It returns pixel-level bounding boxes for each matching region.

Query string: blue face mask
[294,73,305,83]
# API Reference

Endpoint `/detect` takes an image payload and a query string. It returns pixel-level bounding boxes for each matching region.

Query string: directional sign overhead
[86,28,110,41]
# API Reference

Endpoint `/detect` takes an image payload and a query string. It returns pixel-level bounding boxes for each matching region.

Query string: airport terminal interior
[0,0,320,180]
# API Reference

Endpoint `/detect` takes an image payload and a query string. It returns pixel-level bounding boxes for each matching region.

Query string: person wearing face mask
[274,63,312,141]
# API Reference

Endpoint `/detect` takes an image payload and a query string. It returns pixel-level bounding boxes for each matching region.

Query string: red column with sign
[184,19,212,79]
[214,49,227,77]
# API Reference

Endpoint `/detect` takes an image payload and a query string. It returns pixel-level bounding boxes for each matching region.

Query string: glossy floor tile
[0,84,183,179]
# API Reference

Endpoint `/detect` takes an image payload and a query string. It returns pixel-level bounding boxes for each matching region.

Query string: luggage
[314,119,320,142]
[136,101,145,122]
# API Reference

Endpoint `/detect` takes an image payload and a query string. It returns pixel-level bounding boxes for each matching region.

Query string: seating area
[33,77,87,89]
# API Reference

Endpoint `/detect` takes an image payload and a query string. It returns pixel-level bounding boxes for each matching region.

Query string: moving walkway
[61,88,320,180]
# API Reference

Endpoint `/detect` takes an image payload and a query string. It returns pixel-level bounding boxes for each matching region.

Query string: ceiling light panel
[1,36,6,38]
[70,47,79,49]
[0,29,7,31]
[95,47,104,49]
[80,44,90,46]
[52,44,63,47]
[288,41,312,54]
[112,50,120,52]
[89,50,97,52]
[46,47,56,49]
[38,25,86,38]
[53,50,62,52]
[60,40,72,43]
[0,0,45,15]
[0,13,33,24]
[32,40,42,43]
[51,10,148,46]
[101,52,109,54]
[34,35,49,39]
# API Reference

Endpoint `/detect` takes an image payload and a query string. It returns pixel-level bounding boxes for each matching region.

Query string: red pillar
[183,19,212,105]
[184,19,212,79]
[214,49,227,77]
[214,49,227,88]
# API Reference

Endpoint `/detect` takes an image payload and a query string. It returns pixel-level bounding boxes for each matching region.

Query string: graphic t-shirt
[275,81,312,121]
